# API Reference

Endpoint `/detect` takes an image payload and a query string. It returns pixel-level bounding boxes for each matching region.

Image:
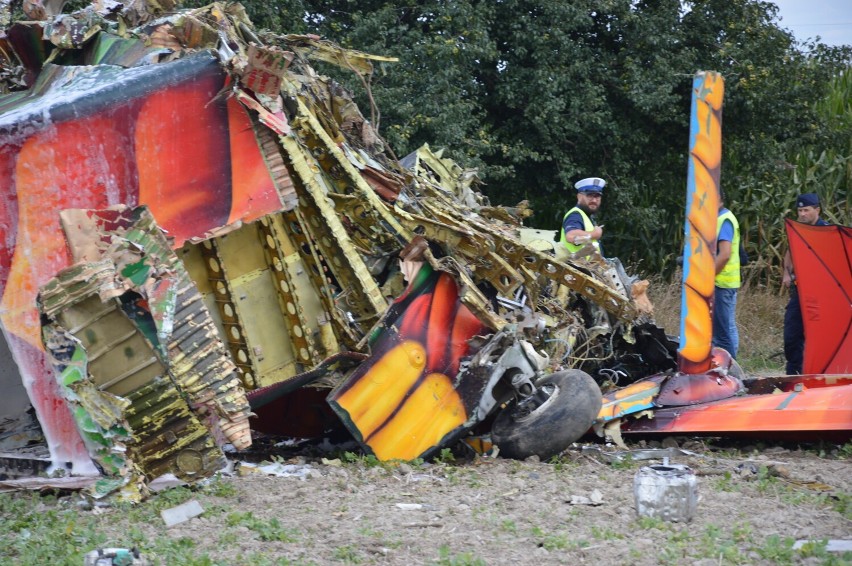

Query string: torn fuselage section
[37,207,252,496]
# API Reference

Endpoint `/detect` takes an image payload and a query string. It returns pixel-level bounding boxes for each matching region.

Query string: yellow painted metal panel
[231,271,298,381]
[178,245,215,296]
[215,224,269,279]
[55,296,167,396]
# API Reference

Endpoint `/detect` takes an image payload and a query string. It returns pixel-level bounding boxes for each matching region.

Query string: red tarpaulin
[786,219,852,374]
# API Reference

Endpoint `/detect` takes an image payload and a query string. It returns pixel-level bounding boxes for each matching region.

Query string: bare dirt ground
[75,437,852,565]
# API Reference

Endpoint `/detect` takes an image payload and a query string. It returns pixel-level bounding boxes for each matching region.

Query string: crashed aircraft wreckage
[0,2,846,497]
[0,1,676,494]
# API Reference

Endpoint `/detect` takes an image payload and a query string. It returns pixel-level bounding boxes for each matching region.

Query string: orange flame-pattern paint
[678,72,724,374]
[329,265,486,460]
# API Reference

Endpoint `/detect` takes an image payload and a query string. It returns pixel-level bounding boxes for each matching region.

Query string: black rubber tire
[491,369,602,460]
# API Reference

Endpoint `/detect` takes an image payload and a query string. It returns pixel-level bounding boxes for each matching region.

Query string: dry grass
[646,273,787,373]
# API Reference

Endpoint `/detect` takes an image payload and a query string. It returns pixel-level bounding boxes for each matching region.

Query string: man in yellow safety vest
[712,194,741,359]
[559,177,605,255]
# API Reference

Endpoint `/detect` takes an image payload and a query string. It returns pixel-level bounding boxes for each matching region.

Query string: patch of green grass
[794,539,852,565]
[568,539,592,550]
[434,447,456,464]
[547,453,575,472]
[711,471,742,492]
[200,501,231,517]
[530,525,544,537]
[434,544,486,565]
[779,488,852,520]
[201,476,238,498]
[751,465,781,494]
[636,516,668,530]
[149,485,196,511]
[796,539,829,558]
[731,522,753,543]
[341,451,382,467]
[225,511,298,542]
[657,526,696,564]
[238,554,299,566]
[829,492,851,519]
[530,525,569,550]
[356,525,381,537]
[0,490,296,565]
[752,534,795,564]
[697,524,746,563]
[746,467,852,519]
[443,466,462,486]
[668,527,692,543]
[382,538,405,550]
[333,544,363,563]
[127,525,147,547]
[147,536,214,565]
[590,525,624,540]
[0,492,108,564]
[340,451,424,470]
[540,533,569,550]
[609,454,636,470]
[659,542,689,564]
[112,499,156,524]
[443,466,482,488]
[500,519,517,534]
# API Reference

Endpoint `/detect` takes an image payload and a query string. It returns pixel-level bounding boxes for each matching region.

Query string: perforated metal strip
[279,131,388,335]
[256,214,318,369]
[196,239,258,389]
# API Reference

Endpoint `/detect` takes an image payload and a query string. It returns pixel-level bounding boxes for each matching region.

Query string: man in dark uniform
[782,192,828,374]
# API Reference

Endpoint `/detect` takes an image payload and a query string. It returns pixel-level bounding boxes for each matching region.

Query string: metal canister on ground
[633,463,698,522]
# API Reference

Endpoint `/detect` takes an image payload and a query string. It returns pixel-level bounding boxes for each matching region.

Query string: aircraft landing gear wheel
[492,369,602,461]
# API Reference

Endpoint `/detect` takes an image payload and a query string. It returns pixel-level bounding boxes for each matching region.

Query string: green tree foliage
[295,1,499,166]
[234,0,850,277]
[735,63,851,283]
[796,67,851,226]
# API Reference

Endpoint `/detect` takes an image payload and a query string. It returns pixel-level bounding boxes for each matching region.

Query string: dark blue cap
[796,193,820,208]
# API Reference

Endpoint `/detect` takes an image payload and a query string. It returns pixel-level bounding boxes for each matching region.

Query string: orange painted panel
[226,96,281,223]
[623,383,852,434]
[135,74,232,243]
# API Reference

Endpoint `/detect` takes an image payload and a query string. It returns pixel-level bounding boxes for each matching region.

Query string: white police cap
[574,177,606,193]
